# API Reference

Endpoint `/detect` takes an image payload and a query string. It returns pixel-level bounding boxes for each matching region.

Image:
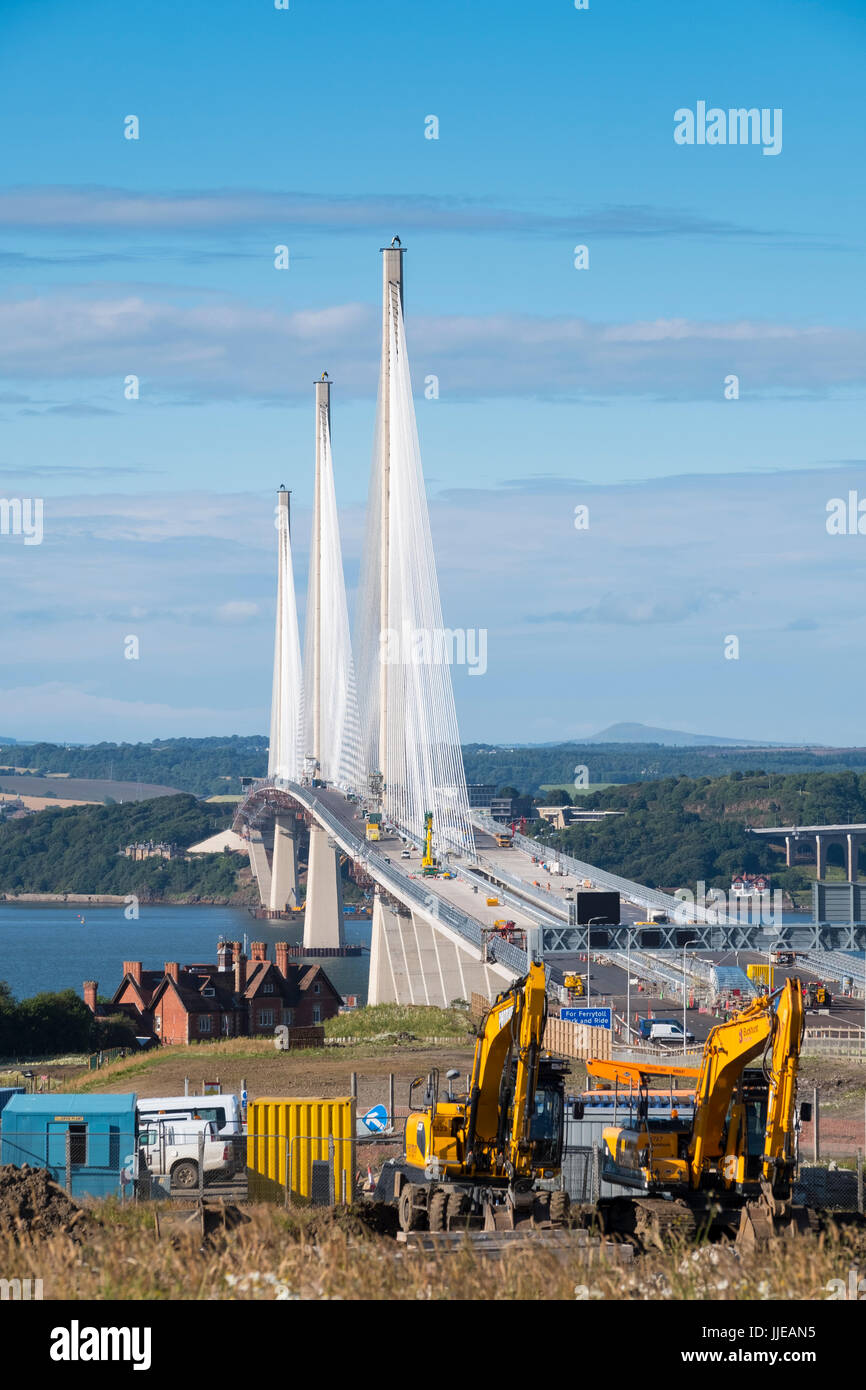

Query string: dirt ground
[0,1165,88,1239]
[81,1042,478,1118]
[798,1056,866,1156]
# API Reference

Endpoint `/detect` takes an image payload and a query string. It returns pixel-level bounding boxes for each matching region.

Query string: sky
[1,0,865,745]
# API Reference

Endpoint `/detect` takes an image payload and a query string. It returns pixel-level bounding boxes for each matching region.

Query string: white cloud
[0,291,862,401]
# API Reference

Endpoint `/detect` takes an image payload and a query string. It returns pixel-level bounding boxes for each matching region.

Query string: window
[199,1015,212,1034]
[68,1124,87,1166]
[202,987,215,997]
[259,1008,275,1028]
[314,982,321,994]
[282,1008,294,1027]
[262,981,274,994]
[312,1005,321,1025]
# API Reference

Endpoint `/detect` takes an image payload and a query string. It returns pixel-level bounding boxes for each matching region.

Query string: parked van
[136,1094,244,1173]
[138,1117,231,1191]
[641,1019,695,1045]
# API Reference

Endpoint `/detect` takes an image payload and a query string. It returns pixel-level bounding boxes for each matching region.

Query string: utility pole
[378,238,405,796]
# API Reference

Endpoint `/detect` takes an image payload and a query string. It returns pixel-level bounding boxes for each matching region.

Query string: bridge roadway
[271,781,543,988]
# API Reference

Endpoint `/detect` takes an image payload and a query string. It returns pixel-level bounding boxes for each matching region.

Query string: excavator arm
[760,977,805,1195]
[464,961,548,1177]
[687,995,774,1179]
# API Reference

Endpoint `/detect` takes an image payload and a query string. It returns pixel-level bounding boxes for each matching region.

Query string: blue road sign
[561,1007,612,1029]
[362,1103,389,1133]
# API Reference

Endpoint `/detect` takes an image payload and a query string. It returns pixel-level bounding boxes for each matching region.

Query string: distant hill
[584,722,782,747]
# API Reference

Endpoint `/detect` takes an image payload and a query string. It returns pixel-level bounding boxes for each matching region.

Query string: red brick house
[84,940,342,1046]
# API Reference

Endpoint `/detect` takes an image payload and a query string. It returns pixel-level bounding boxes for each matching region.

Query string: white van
[648,1021,695,1044]
[136,1094,244,1174]
[138,1117,231,1191]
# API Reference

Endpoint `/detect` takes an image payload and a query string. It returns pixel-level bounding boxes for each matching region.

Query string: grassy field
[1,1197,864,1301]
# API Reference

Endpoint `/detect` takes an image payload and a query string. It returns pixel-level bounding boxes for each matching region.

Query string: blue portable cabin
[0,1085,25,1118]
[0,1092,137,1199]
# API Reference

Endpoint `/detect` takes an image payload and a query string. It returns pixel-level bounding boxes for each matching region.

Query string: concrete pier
[247,829,272,905]
[303,822,345,949]
[269,812,300,912]
[367,889,503,1007]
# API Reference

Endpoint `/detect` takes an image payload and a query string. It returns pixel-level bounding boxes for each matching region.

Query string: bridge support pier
[247,829,272,906]
[367,891,506,1007]
[303,823,345,949]
[270,813,300,912]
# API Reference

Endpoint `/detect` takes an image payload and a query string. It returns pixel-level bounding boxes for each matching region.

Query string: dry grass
[1,1199,865,1301]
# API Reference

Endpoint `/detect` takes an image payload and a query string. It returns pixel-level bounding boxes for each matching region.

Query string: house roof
[111,970,163,1009]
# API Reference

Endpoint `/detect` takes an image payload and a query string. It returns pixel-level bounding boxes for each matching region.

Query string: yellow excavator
[374,961,570,1231]
[594,977,811,1244]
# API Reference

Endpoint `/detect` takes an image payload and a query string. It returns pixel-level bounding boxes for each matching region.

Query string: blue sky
[1,0,865,744]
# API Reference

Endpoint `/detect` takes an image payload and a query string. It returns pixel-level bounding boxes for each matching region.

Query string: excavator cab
[527,1058,568,1169]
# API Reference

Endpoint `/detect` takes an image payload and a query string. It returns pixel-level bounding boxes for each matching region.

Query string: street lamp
[626,926,633,1046]
[682,939,697,1056]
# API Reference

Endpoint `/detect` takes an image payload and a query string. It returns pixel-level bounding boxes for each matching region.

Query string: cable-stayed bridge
[234,239,866,1007]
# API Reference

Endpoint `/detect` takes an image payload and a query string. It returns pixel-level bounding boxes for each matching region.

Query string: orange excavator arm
[585,1057,700,1090]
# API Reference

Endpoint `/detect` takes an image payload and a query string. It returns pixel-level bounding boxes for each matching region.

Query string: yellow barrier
[246,1096,356,1204]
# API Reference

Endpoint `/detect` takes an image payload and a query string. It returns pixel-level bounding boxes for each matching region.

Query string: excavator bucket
[736,1201,775,1248]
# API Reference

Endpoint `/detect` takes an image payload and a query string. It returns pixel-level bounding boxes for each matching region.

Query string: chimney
[217,939,233,972]
[251,941,267,963]
[234,951,247,995]
[83,981,98,1013]
[123,961,142,986]
[275,942,289,978]
[165,961,179,983]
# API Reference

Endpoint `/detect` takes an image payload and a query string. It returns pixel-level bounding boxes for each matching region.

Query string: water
[0,904,372,1005]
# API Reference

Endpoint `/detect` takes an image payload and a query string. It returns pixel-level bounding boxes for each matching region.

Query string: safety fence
[325,1035,459,1047]
[561,1143,601,1205]
[802,1027,865,1057]
[0,1071,66,1093]
[794,1160,864,1213]
[87,1047,128,1070]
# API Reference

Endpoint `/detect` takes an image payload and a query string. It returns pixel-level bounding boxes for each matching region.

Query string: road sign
[361,1103,388,1134]
[561,1007,612,1029]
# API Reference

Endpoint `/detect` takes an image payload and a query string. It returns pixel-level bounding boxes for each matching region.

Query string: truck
[136,1093,245,1175]
[137,1116,233,1191]
[365,811,382,842]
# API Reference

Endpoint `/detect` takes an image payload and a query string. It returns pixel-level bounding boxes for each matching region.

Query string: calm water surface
[0,904,372,1004]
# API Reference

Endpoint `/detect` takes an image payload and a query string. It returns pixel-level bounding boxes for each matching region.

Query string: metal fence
[561,1143,601,1204]
[794,1161,865,1213]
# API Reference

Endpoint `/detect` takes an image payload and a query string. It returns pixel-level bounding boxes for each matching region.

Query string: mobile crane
[420,811,438,876]
[594,977,811,1243]
[374,961,569,1232]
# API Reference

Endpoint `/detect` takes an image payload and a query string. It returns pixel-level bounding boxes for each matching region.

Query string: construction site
[1,953,864,1305]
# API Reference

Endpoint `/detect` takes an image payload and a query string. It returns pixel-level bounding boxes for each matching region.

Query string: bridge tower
[302,374,346,948]
[259,486,303,912]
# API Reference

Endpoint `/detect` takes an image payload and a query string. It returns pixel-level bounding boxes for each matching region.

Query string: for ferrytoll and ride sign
[561,1007,612,1029]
